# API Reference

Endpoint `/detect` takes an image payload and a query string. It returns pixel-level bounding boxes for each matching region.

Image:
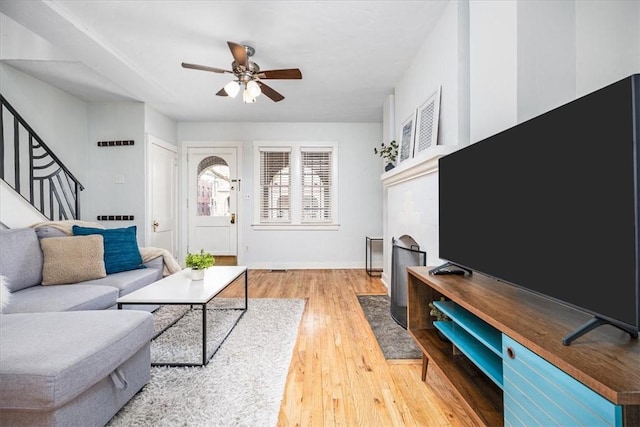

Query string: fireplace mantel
[381,145,458,187]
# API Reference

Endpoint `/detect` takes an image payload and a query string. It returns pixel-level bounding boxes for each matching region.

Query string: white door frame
[180,141,243,266]
[145,134,178,251]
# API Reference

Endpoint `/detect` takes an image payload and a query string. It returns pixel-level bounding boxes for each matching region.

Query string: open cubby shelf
[433,320,503,389]
[433,300,502,356]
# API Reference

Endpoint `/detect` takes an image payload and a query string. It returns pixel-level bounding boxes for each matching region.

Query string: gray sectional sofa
[0,227,165,426]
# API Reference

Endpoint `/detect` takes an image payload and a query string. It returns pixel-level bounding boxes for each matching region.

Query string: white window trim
[253,141,339,231]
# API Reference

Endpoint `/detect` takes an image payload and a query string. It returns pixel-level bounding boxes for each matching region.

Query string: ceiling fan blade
[257,81,285,102]
[216,87,228,97]
[182,62,231,74]
[227,41,248,67]
[257,69,302,80]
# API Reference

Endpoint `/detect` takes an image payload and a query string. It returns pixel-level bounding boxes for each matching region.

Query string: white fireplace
[380,145,457,289]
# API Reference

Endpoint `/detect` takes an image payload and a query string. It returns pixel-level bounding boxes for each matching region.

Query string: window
[255,142,338,229]
[196,156,231,218]
[301,149,332,222]
[259,149,291,222]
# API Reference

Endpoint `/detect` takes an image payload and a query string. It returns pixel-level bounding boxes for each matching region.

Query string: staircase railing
[0,94,84,220]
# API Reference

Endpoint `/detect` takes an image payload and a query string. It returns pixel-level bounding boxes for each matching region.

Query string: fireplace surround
[380,146,456,292]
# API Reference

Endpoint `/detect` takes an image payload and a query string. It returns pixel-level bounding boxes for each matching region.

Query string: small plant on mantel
[374,140,398,171]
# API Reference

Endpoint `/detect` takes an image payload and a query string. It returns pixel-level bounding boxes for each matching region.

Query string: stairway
[0,94,83,228]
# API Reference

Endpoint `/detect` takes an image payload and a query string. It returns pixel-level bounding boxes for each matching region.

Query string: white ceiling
[0,0,449,123]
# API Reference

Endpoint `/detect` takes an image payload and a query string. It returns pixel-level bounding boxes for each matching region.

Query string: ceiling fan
[181,41,302,103]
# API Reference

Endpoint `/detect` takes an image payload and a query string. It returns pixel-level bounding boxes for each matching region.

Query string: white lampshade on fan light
[243,80,262,103]
[247,80,261,97]
[224,80,240,98]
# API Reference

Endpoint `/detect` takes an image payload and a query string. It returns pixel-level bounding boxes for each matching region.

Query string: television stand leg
[562,316,639,346]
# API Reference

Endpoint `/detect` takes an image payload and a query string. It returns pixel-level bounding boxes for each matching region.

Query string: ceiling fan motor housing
[232,60,260,83]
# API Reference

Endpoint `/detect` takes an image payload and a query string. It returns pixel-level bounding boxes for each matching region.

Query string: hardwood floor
[221,269,476,426]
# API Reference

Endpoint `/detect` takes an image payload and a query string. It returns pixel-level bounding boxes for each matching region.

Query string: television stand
[407,266,640,426]
[563,316,639,345]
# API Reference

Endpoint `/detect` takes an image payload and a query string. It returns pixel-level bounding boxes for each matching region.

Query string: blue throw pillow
[72,225,144,274]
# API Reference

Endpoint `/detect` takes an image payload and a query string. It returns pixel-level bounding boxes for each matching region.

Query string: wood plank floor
[221,269,477,426]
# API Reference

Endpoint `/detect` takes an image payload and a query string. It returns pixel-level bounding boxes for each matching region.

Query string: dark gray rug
[357,294,422,359]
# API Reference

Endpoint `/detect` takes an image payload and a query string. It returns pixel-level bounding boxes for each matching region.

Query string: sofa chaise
[0,225,170,426]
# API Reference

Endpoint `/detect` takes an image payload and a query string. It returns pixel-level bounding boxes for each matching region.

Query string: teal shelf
[433,300,502,357]
[434,321,504,389]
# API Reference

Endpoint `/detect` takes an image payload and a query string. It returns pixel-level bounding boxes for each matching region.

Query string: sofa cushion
[0,228,43,291]
[40,235,107,285]
[0,275,10,313]
[72,225,144,274]
[2,284,119,314]
[34,226,67,239]
[0,310,153,411]
[81,264,163,297]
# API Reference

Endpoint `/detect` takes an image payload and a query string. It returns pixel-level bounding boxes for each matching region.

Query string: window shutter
[301,149,332,222]
[259,150,291,222]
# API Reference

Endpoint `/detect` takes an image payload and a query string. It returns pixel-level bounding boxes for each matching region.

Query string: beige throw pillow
[40,235,107,285]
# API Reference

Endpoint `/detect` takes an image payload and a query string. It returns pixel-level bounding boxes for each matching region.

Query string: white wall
[86,102,146,243]
[178,121,383,269]
[469,1,518,143]
[575,0,640,97]
[517,0,577,123]
[394,1,466,149]
[469,0,640,142]
[145,104,178,145]
[384,0,640,286]
[517,0,639,123]
[0,63,89,188]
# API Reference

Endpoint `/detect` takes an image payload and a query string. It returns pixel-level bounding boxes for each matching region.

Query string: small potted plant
[374,140,398,171]
[185,249,215,280]
[428,297,450,341]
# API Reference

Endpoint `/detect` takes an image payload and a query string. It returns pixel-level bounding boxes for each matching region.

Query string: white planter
[190,268,205,281]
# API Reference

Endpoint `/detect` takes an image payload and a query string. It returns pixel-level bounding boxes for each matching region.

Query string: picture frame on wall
[414,86,441,158]
[399,113,416,164]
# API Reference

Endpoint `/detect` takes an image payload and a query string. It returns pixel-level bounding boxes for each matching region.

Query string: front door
[187,147,238,257]
[148,135,178,257]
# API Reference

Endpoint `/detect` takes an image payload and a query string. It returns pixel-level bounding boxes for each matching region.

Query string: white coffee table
[117,266,248,366]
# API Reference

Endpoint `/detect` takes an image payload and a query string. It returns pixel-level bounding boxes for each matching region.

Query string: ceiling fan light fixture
[246,80,261,98]
[182,41,301,104]
[224,80,240,98]
[243,88,257,104]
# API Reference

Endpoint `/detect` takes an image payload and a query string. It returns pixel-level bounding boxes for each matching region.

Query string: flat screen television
[436,74,640,345]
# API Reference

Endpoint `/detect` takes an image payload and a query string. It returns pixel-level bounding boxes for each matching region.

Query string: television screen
[438,74,639,334]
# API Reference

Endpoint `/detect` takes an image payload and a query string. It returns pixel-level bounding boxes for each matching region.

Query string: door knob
[230,213,236,224]
[153,220,159,232]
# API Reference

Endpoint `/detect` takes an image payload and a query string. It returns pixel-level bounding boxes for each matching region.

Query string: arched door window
[197,156,230,217]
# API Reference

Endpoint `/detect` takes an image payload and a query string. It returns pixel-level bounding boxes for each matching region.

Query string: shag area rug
[107,298,306,427]
[149,300,245,365]
[357,295,422,359]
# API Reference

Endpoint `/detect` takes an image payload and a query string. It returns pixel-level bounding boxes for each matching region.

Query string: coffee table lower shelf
[143,302,247,367]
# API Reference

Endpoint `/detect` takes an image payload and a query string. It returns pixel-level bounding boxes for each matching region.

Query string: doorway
[187,147,238,263]
[147,135,178,258]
